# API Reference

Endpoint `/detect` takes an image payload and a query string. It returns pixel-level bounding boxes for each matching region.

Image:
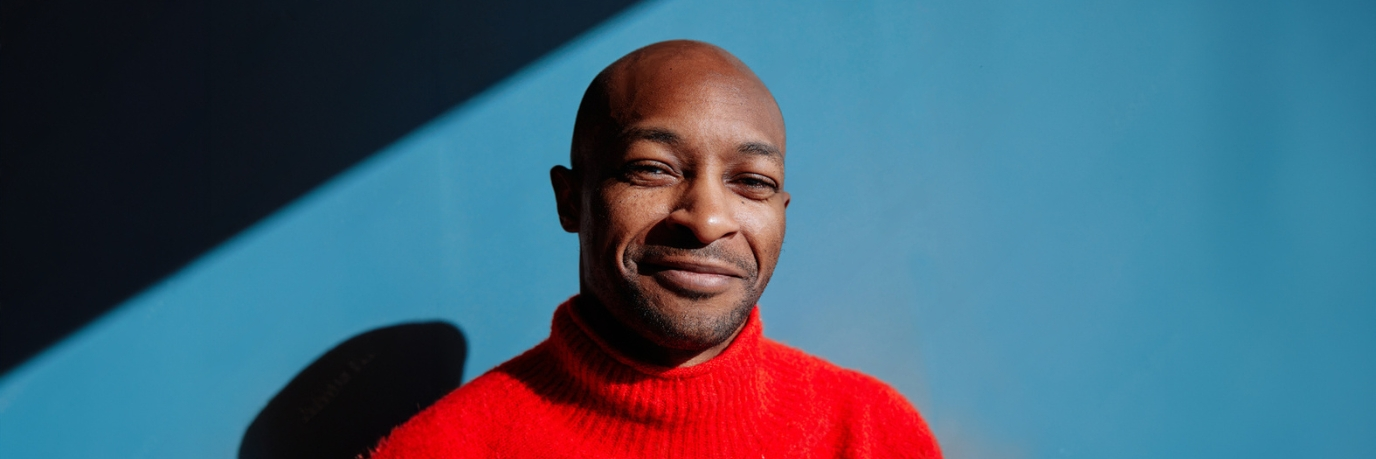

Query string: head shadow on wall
[239,321,467,459]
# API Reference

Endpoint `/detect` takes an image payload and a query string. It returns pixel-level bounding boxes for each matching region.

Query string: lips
[638,258,747,295]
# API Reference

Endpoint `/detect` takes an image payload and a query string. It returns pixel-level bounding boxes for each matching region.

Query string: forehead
[607,66,786,154]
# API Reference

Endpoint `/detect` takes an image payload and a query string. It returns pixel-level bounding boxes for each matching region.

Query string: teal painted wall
[3,0,1373,457]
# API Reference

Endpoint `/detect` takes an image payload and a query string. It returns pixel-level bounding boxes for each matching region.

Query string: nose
[666,177,740,245]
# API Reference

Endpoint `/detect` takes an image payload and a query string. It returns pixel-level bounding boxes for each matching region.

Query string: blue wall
[3,0,1374,457]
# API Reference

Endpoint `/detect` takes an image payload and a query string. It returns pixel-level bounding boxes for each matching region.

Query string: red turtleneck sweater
[370,299,941,458]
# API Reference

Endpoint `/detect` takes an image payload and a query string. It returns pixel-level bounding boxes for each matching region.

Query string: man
[370,40,941,458]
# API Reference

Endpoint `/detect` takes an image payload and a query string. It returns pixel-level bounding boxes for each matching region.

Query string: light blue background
[3,0,1373,457]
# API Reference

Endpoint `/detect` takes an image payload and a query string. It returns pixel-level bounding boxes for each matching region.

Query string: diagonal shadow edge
[0,0,644,376]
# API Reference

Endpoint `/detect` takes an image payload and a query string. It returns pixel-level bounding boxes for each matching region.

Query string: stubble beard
[623,284,758,350]
[617,243,766,351]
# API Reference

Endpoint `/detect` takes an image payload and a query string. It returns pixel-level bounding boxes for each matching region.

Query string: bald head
[571,40,785,173]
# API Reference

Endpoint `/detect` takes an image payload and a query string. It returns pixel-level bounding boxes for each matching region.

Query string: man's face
[568,69,789,352]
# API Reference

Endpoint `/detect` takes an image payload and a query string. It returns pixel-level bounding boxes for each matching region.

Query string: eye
[730,174,780,200]
[622,161,677,186]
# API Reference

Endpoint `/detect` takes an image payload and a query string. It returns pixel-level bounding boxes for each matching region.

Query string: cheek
[737,202,787,265]
[595,187,672,248]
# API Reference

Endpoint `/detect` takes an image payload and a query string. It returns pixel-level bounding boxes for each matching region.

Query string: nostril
[647,213,715,249]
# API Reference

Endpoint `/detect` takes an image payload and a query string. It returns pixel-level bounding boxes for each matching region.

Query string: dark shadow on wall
[240,321,467,459]
[0,0,641,375]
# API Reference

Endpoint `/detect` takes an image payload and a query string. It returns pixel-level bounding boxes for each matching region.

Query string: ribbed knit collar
[543,297,772,433]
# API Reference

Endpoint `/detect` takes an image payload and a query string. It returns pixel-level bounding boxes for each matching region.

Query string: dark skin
[550,41,790,368]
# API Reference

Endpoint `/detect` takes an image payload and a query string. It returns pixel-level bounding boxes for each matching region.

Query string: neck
[572,293,744,368]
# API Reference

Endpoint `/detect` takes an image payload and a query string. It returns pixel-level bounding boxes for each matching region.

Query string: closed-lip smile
[641,258,746,277]
[639,257,747,295]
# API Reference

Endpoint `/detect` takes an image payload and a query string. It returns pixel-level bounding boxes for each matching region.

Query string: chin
[630,287,758,351]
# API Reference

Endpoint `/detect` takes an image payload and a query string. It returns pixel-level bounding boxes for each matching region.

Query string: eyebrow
[622,127,682,146]
[622,127,783,162]
[738,141,782,159]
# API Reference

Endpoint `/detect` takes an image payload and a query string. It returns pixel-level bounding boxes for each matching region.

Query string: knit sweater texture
[370,298,942,458]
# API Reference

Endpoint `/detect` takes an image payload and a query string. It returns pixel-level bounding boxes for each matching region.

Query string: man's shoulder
[431,341,550,407]
[757,336,903,397]
[368,344,553,458]
[758,337,942,456]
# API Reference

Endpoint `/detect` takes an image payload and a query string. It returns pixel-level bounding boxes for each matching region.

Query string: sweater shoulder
[368,343,551,459]
[758,337,944,458]
[758,337,896,396]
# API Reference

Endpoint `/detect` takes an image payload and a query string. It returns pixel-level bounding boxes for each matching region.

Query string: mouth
[638,258,747,296]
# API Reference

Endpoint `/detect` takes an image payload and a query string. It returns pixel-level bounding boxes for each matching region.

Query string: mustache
[629,243,758,279]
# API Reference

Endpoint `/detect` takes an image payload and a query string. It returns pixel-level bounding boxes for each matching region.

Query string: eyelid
[730,159,782,183]
[626,159,677,174]
[620,159,680,187]
[729,174,781,201]
[734,172,779,188]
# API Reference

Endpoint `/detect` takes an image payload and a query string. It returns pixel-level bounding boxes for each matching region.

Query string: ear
[550,165,581,233]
